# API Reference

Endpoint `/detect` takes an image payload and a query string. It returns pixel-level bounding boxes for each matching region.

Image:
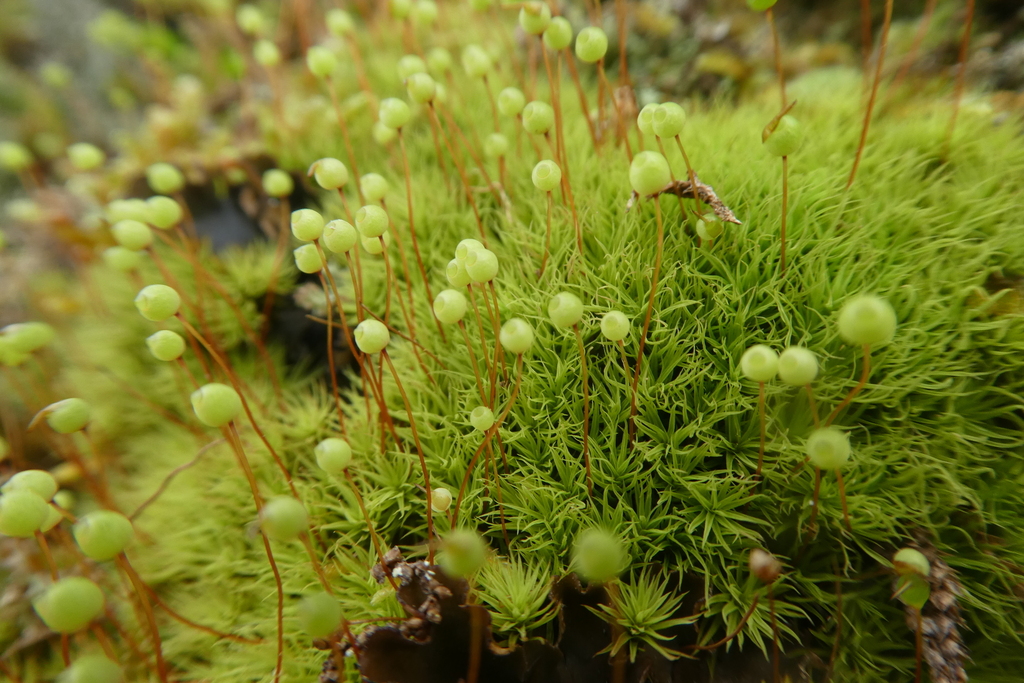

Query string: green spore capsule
[465,248,499,283]
[112,219,153,251]
[2,322,55,353]
[740,344,779,383]
[253,39,281,67]
[325,9,354,37]
[629,151,671,196]
[498,87,526,117]
[32,577,105,633]
[447,259,471,288]
[315,438,352,474]
[637,103,659,136]
[379,98,412,130]
[356,204,389,238]
[764,115,802,157]
[306,46,338,78]
[406,72,437,104]
[146,330,186,362]
[106,198,150,223]
[433,289,468,325]
[652,102,686,138]
[323,219,358,253]
[362,232,391,254]
[262,169,294,198]
[0,490,49,537]
[298,592,342,638]
[484,133,509,159]
[397,54,428,81]
[461,44,492,79]
[0,141,33,170]
[67,143,105,171]
[44,398,91,434]
[696,217,724,241]
[600,311,630,341]
[412,0,438,26]
[354,319,391,354]
[309,158,349,190]
[5,199,44,223]
[574,27,608,63]
[146,163,185,195]
[470,406,495,432]
[431,487,453,512]
[260,497,308,541]
[522,101,555,135]
[190,383,242,427]
[543,17,573,50]
[805,427,851,470]
[518,1,551,35]
[894,548,931,577]
[294,244,326,274]
[500,318,535,355]
[777,346,818,386]
[426,47,453,77]
[373,122,398,146]
[548,292,584,328]
[747,0,778,10]
[40,505,63,533]
[837,295,897,346]
[360,173,390,203]
[2,469,58,500]
[456,238,484,262]
[60,655,124,683]
[438,529,488,578]
[573,528,627,584]
[390,0,413,19]
[135,285,181,321]
[291,208,325,242]
[73,510,135,561]
[532,160,561,192]
[235,4,267,36]
[146,195,183,229]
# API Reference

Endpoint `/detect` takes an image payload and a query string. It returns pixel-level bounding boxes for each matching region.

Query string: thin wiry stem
[539,190,553,276]
[780,155,789,272]
[630,198,665,443]
[892,0,938,89]
[117,555,168,683]
[826,344,871,426]
[757,381,767,476]
[945,0,975,157]
[846,0,894,190]
[343,468,399,591]
[573,324,592,495]
[261,199,291,339]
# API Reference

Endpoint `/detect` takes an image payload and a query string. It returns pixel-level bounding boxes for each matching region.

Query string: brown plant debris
[625,178,742,225]
[903,538,969,683]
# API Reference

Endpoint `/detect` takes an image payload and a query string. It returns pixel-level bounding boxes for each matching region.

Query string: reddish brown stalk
[618,339,637,445]
[439,104,503,207]
[656,137,689,219]
[542,48,584,258]
[346,37,376,116]
[97,366,203,436]
[825,344,871,426]
[486,440,511,547]
[467,606,483,683]
[117,555,168,683]
[35,531,59,580]
[327,78,365,204]
[757,381,767,476]
[673,136,702,215]
[459,320,488,405]
[131,438,223,521]
[615,0,631,87]
[780,156,789,272]
[574,324,592,495]
[300,532,335,594]
[766,8,787,108]
[769,582,781,683]
[61,635,70,666]
[486,282,507,381]
[92,623,117,659]
[945,0,975,157]
[378,236,395,325]
[143,582,262,644]
[318,271,348,438]
[563,49,600,151]
[344,468,399,591]
[260,200,291,339]
[846,0,894,190]
[0,659,23,683]
[539,191,554,276]
[685,594,761,650]
[467,286,495,398]
[381,351,435,562]
[630,199,665,438]
[892,0,939,89]
[426,103,486,243]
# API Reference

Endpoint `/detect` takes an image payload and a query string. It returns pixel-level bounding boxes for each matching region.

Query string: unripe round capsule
[430,487,452,512]
[412,0,438,26]
[379,98,412,130]
[291,208,324,242]
[2,322,55,353]
[837,295,897,346]
[293,244,326,274]
[406,72,437,104]
[44,398,91,434]
[438,529,487,578]
[0,490,49,537]
[73,510,135,560]
[573,528,627,584]
[135,285,181,322]
[146,163,185,195]
[253,39,281,67]
[465,248,499,283]
[764,115,802,157]
[740,344,779,383]
[32,577,105,633]
[323,219,358,254]
[362,232,391,254]
[518,2,551,35]
[653,102,686,138]
[325,8,354,36]
[354,319,390,354]
[40,505,63,533]
[355,204,389,238]
[893,548,930,577]
[747,0,778,11]
[637,103,659,136]
[600,311,630,341]
[456,238,484,262]
[498,87,526,117]
[805,427,851,470]
[433,289,468,325]
[106,198,150,223]
[112,219,153,251]
[373,122,398,146]
[262,169,294,198]
[397,54,428,80]
[309,158,349,190]
[749,548,782,583]
[500,318,535,355]
[543,17,573,51]
[484,133,509,159]
[575,27,608,63]
[2,470,58,500]
[390,0,413,19]
[426,47,453,76]
[315,438,352,474]
[777,346,818,386]
[696,217,724,241]
[146,195,183,229]
[190,383,242,427]
[235,4,267,36]
[469,406,495,432]
[0,141,32,171]
[447,259,471,288]
[103,246,142,272]
[146,330,186,361]
[461,44,492,79]
[522,101,554,135]
[260,496,308,540]
[548,292,584,328]
[61,655,124,683]
[67,143,105,171]
[306,46,338,78]
[532,160,561,192]
[629,151,671,196]
[360,173,390,203]
[297,592,341,638]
